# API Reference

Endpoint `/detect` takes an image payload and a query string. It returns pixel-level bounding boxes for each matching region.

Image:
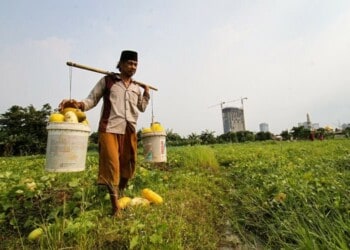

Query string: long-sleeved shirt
[81,75,150,134]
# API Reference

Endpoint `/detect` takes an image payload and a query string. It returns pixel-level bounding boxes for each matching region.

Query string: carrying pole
[66,61,158,91]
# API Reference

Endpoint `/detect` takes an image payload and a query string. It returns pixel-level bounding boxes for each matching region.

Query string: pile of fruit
[27,188,163,241]
[49,108,88,125]
[141,122,165,134]
[117,188,163,209]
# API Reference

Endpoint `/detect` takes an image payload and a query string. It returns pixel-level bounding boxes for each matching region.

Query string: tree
[199,130,216,144]
[187,133,201,145]
[314,128,325,140]
[281,130,291,140]
[236,131,255,142]
[291,126,311,140]
[217,132,238,143]
[344,127,350,138]
[255,131,273,141]
[166,129,184,146]
[0,104,52,156]
[89,131,99,144]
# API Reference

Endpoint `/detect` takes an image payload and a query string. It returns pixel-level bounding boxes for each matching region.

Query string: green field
[0,139,349,249]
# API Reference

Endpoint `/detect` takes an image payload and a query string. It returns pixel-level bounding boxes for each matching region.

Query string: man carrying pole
[59,50,150,216]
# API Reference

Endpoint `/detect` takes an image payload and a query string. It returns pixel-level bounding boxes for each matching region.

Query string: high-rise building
[259,123,269,132]
[222,107,245,133]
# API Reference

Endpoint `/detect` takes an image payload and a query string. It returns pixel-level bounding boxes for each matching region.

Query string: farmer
[59,50,150,216]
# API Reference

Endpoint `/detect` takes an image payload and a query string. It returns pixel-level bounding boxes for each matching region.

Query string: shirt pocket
[127,90,139,105]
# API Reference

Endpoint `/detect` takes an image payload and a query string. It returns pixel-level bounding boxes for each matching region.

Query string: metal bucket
[45,122,91,172]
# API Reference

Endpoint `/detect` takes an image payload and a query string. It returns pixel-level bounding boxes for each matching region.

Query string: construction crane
[209,97,247,110]
[209,97,248,133]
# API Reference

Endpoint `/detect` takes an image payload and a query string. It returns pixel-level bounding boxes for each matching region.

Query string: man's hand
[143,86,150,95]
[59,99,84,111]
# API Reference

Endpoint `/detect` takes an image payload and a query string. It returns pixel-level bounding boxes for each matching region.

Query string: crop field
[0,139,349,249]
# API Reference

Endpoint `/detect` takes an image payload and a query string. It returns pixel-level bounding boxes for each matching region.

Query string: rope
[151,90,154,124]
[69,66,73,100]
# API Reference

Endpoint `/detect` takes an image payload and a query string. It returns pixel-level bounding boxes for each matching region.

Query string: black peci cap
[119,50,138,62]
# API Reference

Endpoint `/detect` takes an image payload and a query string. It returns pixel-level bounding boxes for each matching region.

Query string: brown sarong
[98,123,137,186]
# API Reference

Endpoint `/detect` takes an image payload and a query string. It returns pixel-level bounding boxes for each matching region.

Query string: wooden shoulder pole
[66,61,158,91]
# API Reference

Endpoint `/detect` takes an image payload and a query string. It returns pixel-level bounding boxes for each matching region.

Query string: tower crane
[209,97,248,133]
[209,97,247,110]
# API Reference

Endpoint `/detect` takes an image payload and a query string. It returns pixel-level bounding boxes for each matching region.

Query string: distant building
[298,113,319,129]
[222,107,245,133]
[306,113,311,129]
[259,123,269,132]
[298,122,319,129]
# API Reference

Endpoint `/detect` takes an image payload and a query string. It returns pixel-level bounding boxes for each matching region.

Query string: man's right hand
[59,99,84,111]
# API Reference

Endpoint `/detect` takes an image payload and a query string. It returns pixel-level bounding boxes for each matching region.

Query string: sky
[1,0,350,136]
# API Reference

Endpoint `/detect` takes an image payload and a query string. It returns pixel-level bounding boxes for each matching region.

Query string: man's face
[119,60,138,77]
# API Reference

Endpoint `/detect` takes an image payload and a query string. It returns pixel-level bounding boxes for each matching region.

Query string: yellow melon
[61,107,77,115]
[130,197,150,207]
[151,122,164,132]
[64,111,78,123]
[28,228,43,241]
[81,119,89,125]
[117,197,132,209]
[75,110,86,122]
[142,127,152,133]
[141,188,163,204]
[49,113,65,123]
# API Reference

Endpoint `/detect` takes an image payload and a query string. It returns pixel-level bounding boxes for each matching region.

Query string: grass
[214,139,350,249]
[0,145,231,249]
[0,139,349,249]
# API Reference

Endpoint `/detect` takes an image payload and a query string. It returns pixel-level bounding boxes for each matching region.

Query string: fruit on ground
[117,197,132,209]
[28,228,43,241]
[49,113,65,123]
[130,197,150,207]
[141,188,163,204]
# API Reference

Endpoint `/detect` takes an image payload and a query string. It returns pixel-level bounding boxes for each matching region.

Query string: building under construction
[222,107,246,133]
[209,97,247,134]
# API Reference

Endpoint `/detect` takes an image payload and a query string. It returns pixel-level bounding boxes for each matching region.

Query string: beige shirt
[82,76,149,134]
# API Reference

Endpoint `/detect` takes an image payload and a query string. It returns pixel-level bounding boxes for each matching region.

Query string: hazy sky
[1,0,349,136]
